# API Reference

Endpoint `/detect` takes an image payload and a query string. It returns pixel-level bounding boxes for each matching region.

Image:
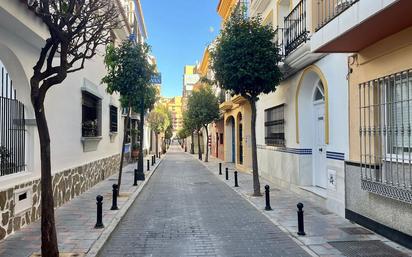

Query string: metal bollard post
[95,195,104,228]
[225,167,229,180]
[133,168,138,186]
[219,163,222,175]
[234,171,239,187]
[111,184,119,210]
[297,203,306,236]
[152,155,154,165]
[154,154,156,163]
[264,185,272,211]
[147,159,150,171]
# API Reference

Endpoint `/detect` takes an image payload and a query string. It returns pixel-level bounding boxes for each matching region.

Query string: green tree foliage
[210,8,282,195]
[186,86,219,162]
[102,40,155,190]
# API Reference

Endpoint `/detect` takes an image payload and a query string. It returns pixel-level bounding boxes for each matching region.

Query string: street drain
[328,240,409,257]
[339,227,373,235]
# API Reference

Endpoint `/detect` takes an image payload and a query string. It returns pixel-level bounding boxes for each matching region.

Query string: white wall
[0,4,123,188]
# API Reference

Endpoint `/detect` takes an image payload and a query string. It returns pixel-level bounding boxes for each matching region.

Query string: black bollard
[264,185,272,211]
[95,195,104,228]
[111,184,119,210]
[225,167,229,180]
[152,155,154,165]
[147,159,150,171]
[154,154,156,163]
[234,171,239,187]
[297,203,306,236]
[219,163,222,175]
[133,168,138,186]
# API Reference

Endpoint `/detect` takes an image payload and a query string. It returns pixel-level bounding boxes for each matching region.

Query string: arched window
[313,80,325,102]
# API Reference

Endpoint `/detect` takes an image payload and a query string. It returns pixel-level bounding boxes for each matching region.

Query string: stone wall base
[0,154,120,240]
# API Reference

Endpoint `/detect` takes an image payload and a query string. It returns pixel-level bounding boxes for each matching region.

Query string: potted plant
[82,119,98,137]
[131,143,140,158]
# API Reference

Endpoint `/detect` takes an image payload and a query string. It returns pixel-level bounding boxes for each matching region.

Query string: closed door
[313,103,327,188]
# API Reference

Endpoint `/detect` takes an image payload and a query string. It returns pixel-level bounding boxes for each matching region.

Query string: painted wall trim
[295,65,330,144]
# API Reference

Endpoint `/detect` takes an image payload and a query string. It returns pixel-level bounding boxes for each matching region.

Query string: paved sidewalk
[0,155,163,257]
[98,145,310,257]
[198,154,412,257]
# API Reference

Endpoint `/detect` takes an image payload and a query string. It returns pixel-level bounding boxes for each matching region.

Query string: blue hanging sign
[151,74,162,84]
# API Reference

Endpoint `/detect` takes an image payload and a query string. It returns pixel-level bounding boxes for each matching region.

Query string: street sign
[151,74,162,84]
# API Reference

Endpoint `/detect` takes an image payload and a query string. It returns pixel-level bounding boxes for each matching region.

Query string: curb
[191,155,319,257]
[85,155,165,257]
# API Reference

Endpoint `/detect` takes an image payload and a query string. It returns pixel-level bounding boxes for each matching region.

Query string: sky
[140,0,221,98]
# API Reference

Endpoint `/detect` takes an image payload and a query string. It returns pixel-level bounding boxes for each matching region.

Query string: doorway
[312,81,327,188]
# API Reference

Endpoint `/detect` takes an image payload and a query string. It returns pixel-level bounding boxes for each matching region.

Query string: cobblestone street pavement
[98,145,310,257]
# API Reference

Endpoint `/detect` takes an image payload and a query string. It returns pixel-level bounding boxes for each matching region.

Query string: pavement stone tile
[98,145,311,257]
[200,153,412,257]
[0,156,161,257]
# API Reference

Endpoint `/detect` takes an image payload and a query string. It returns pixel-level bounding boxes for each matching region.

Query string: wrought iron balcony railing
[315,0,359,31]
[284,0,309,56]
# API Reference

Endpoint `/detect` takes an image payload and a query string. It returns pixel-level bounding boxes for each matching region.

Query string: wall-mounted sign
[151,74,162,84]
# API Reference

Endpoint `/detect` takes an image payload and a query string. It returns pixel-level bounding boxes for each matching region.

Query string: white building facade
[0,0,147,240]
[251,0,349,216]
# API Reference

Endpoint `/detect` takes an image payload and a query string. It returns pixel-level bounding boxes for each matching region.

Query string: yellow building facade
[215,0,253,172]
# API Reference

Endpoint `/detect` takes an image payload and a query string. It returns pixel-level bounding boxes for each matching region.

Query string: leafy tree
[147,105,170,155]
[102,40,155,190]
[186,86,219,162]
[210,8,282,196]
[25,1,119,255]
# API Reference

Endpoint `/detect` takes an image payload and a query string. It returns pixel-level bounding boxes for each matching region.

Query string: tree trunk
[34,102,59,257]
[155,133,159,156]
[250,99,261,196]
[118,106,130,192]
[197,129,202,160]
[190,132,194,154]
[138,102,144,174]
[204,125,209,162]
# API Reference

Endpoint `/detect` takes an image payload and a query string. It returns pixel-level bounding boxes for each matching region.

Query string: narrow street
[98,145,310,257]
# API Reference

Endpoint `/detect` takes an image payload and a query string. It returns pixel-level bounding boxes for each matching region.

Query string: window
[359,69,412,204]
[82,91,101,137]
[110,105,118,133]
[314,80,325,102]
[220,133,224,144]
[264,104,285,146]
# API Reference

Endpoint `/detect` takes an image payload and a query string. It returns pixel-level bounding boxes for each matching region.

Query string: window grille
[359,69,412,204]
[265,104,285,146]
[82,91,101,137]
[1,65,26,176]
[109,105,118,133]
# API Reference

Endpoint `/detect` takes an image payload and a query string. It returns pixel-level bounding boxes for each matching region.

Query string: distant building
[182,65,200,110]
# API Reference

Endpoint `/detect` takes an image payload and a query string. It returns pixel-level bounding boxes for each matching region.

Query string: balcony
[315,0,359,32]
[311,0,412,52]
[219,101,233,111]
[284,0,309,56]
[231,95,247,104]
